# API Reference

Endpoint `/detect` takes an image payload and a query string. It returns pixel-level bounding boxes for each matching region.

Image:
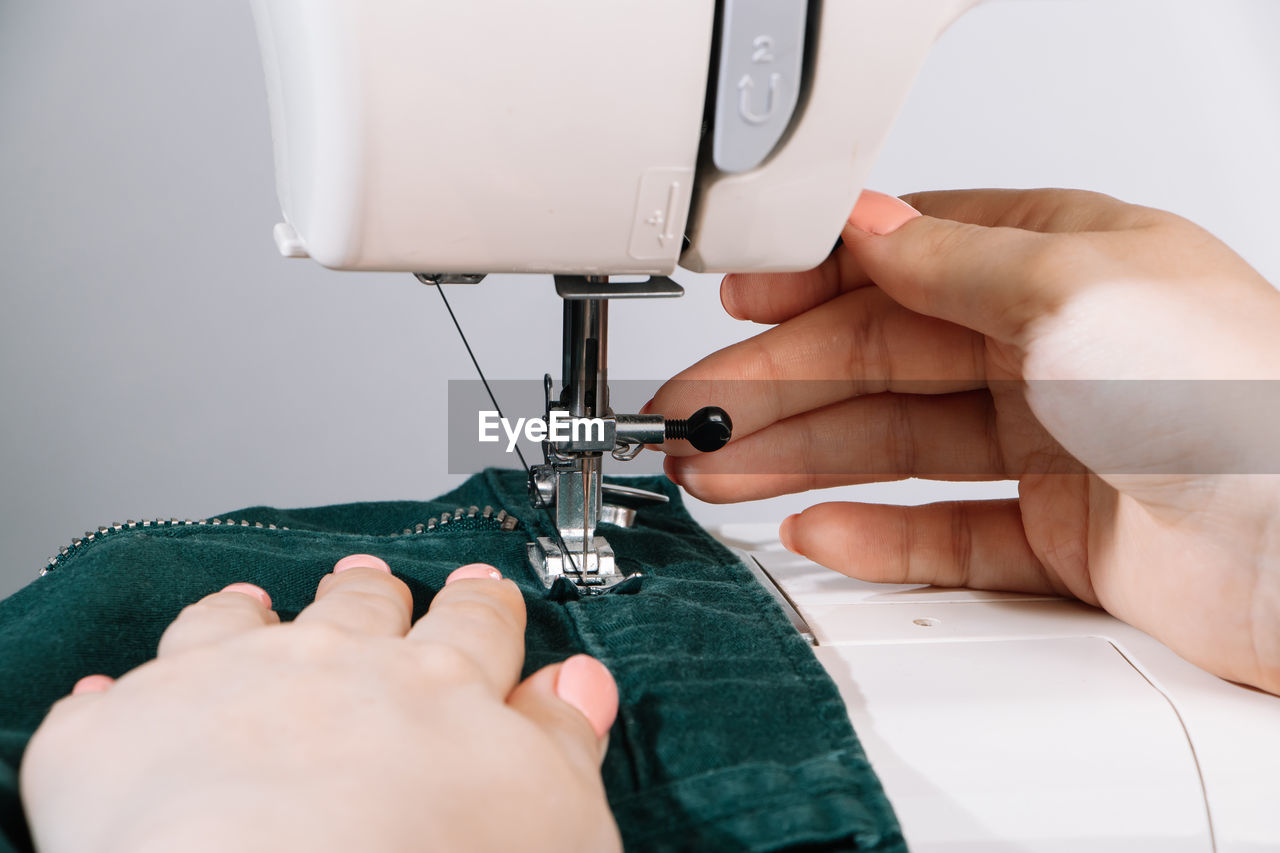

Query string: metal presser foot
[527,275,732,593]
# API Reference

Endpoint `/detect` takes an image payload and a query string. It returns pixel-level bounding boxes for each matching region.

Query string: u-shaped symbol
[737,72,782,125]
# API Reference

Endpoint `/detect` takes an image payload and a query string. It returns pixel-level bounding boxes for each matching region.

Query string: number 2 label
[752,35,774,64]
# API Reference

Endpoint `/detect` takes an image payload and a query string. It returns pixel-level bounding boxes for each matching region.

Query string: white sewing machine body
[251,0,999,591]
[247,1,1280,850]
[722,525,1280,852]
[251,0,980,275]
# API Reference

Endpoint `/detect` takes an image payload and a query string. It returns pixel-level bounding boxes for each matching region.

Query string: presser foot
[528,534,624,591]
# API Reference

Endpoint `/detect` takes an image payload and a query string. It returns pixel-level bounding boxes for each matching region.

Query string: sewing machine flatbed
[715,524,1280,853]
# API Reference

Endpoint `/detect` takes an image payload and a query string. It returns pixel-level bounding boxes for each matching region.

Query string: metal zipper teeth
[41,517,289,576]
[399,505,520,535]
[41,506,521,577]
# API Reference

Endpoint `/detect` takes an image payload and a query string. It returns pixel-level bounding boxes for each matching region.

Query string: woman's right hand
[652,188,1280,693]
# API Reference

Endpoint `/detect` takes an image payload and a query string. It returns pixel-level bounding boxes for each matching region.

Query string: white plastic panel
[251,0,715,274]
[715,525,1280,850]
[682,0,984,273]
[817,640,1211,852]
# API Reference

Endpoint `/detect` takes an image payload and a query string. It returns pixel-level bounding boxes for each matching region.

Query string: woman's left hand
[21,556,621,853]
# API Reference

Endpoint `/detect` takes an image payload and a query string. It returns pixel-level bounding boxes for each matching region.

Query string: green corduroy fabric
[0,469,904,852]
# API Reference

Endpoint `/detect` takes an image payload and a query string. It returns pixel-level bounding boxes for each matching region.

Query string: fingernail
[779,514,800,553]
[847,190,921,236]
[446,563,503,585]
[333,554,391,575]
[72,674,115,695]
[556,655,619,739]
[222,582,272,609]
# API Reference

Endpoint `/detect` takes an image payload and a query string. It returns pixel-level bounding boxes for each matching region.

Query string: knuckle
[894,508,914,584]
[980,396,1006,478]
[331,589,407,629]
[441,594,521,635]
[882,395,916,474]
[1019,234,1071,281]
[284,621,350,658]
[158,603,218,648]
[1044,187,1116,211]
[997,235,1082,336]
[797,415,821,478]
[922,219,980,262]
[1015,189,1116,230]
[740,334,781,383]
[820,251,847,301]
[948,504,974,588]
[841,291,881,386]
[417,643,483,685]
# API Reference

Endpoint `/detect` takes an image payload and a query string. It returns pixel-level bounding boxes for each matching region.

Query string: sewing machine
[248,1,1280,849]
[250,0,965,590]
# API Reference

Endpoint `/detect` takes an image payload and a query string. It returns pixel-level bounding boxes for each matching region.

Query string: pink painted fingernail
[779,514,800,554]
[445,563,503,585]
[556,655,619,739]
[847,190,921,236]
[222,582,272,609]
[72,674,115,695]
[333,554,391,575]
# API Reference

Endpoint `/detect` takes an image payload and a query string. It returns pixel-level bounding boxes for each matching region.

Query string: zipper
[398,505,519,535]
[40,505,521,578]
[41,518,289,577]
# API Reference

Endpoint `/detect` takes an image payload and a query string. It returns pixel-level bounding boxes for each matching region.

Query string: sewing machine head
[249,0,982,591]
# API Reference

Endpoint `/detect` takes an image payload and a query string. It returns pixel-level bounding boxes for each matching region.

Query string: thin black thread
[433,285,580,574]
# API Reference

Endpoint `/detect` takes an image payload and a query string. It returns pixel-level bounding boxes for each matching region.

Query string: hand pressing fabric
[20,556,621,853]
[650,188,1280,694]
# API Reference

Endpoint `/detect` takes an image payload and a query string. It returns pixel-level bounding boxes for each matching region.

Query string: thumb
[843,198,1072,344]
[507,654,618,768]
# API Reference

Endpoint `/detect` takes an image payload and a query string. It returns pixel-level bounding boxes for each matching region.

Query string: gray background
[3,1,1279,599]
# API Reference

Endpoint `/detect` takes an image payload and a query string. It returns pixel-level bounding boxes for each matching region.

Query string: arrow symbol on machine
[737,73,781,125]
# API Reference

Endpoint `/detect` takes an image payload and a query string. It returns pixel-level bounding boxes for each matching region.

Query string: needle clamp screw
[665,407,733,453]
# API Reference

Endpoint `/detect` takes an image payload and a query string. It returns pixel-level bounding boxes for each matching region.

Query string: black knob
[665,406,733,453]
